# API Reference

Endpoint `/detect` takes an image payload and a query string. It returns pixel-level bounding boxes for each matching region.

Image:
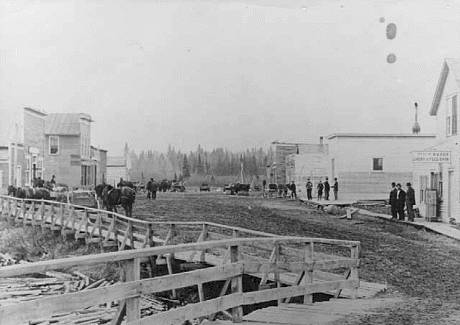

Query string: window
[50,136,59,155]
[446,95,458,136]
[373,158,383,171]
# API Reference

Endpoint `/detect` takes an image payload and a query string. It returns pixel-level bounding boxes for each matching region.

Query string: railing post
[200,223,208,262]
[125,257,141,321]
[274,243,282,306]
[230,244,243,323]
[304,242,314,304]
[350,245,360,299]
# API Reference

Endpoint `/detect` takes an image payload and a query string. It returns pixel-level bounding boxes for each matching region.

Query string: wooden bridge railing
[0,195,361,324]
[0,236,360,325]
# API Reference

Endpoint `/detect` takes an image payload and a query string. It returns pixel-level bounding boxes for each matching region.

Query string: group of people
[389,182,416,221]
[305,177,339,201]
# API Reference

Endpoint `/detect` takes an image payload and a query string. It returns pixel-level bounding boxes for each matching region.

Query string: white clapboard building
[412,58,460,222]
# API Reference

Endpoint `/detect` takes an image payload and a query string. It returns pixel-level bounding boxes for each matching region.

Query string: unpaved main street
[133,190,460,324]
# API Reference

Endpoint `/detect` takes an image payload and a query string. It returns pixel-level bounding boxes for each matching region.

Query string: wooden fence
[0,195,361,324]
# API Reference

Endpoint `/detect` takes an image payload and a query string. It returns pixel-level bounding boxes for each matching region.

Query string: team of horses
[95,183,136,218]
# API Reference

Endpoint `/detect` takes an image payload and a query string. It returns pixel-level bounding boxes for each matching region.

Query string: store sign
[28,147,39,154]
[412,151,451,163]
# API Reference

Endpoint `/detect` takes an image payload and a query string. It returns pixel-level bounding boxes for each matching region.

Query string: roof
[45,113,92,135]
[326,133,436,139]
[107,156,126,166]
[430,58,460,116]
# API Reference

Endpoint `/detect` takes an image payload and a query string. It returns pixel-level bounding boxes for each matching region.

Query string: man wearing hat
[290,180,297,200]
[406,182,416,222]
[396,183,406,221]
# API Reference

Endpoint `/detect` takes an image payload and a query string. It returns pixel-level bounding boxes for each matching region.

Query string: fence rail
[0,195,361,325]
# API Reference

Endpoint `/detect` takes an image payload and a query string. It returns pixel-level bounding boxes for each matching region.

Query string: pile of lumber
[0,269,166,324]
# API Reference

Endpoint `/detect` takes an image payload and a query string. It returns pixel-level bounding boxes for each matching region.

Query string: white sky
[1,0,460,155]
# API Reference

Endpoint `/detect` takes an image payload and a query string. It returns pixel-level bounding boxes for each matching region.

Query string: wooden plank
[304,242,314,304]
[129,293,242,325]
[126,258,141,322]
[230,245,243,322]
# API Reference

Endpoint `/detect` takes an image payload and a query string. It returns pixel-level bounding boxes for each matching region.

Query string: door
[448,171,454,220]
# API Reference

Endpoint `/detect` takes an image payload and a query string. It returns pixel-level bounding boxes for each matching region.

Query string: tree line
[127,144,274,182]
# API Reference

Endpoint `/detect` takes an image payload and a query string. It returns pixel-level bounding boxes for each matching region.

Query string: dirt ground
[132,190,460,324]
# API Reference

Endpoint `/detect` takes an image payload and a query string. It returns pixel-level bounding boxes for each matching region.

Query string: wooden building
[412,58,460,222]
[284,133,436,201]
[0,108,107,191]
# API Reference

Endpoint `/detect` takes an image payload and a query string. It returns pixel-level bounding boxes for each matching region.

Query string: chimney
[319,136,324,145]
[412,102,421,134]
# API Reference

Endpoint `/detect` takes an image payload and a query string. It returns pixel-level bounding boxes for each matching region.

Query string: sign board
[412,151,451,163]
[28,147,39,154]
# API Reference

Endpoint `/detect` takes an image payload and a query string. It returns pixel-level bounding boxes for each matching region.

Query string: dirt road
[133,191,460,324]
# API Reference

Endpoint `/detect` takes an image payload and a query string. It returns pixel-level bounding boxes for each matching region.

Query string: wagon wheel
[56,194,68,203]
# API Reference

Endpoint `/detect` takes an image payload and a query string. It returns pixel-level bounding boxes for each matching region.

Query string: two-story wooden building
[412,58,460,222]
[0,108,107,191]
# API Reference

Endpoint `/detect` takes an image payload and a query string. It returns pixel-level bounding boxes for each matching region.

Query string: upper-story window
[50,136,59,155]
[446,95,458,136]
[373,158,383,171]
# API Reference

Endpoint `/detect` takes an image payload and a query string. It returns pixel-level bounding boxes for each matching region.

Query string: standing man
[306,179,313,200]
[324,177,330,200]
[146,178,153,200]
[396,183,406,221]
[290,181,297,199]
[151,179,158,200]
[262,179,267,192]
[389,182,398,220]
[50,175,56,188]
[406,182,416,222]
[333,178,339,200]
[317,180,324,201]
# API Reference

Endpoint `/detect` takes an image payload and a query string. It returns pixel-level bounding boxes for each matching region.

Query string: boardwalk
[0,195,387,325]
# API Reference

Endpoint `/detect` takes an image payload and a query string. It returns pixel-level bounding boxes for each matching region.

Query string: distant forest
[128,144,274,183]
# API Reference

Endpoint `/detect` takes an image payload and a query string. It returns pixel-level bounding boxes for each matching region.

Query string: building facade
[412,59,460,222]
[284,134,436,201]
[0,108,107,191]
[106,155,131,187]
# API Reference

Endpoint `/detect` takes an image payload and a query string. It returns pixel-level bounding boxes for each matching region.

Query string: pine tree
[182,155,191,178]
[197,154,204,174]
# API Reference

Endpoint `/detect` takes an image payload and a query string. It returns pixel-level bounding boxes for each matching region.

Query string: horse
[116,179,136,191]
[25,187,51,200]
[102,185,136,218]
[7,185,16,197]
[95,183,108,209]
[7,186,28,199]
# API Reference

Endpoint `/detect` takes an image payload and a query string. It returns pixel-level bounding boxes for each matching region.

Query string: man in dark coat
[146,178,153,199]
[290,181,297,199]
[151,179,158,200]
[333,178,339,200]
[389,182,398,220]
[396,183,406,221]
[306,179,313,200]
[406,182,416,222]
[324,177,330,200]
[317,180,324,201]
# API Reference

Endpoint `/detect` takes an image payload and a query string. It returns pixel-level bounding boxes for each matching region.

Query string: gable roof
[430,58,460,116]
[45,113,82,135]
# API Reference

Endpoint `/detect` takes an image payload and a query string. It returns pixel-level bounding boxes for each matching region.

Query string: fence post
[125,257,141,321]
[230,244,243,323]
[274,243,282,306]
[200,223,208,262]
[304,242,314,304]
[350,245,360,299]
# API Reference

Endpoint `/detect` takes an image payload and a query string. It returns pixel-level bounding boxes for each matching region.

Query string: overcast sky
[1,0,460,155]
